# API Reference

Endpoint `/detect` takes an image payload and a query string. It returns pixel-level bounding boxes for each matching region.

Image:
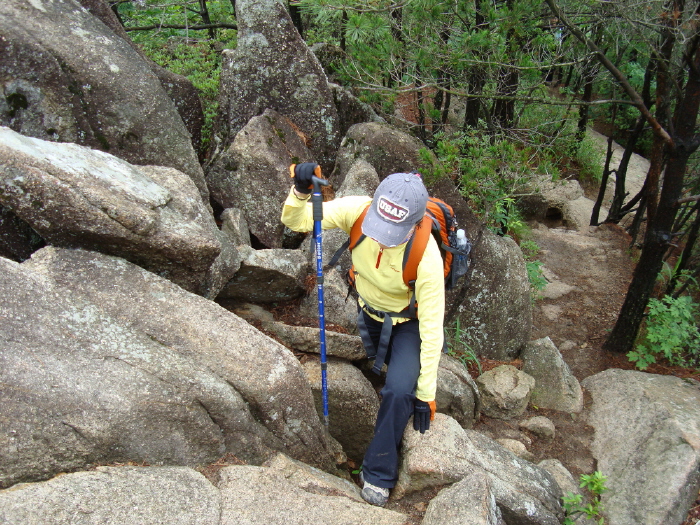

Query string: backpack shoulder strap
[349,204,369,250]
[326,204,370,269]
[402,214,433,289]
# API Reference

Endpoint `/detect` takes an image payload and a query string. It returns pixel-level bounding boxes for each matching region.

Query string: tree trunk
[492,67,519,128]
[604,19,700,353]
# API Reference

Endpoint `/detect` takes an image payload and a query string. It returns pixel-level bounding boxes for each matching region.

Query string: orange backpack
[328,196,471,316]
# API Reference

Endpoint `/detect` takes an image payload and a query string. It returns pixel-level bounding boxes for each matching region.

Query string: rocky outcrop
[76,0,205,160]
[453,231,533,360]
[211,0,340,174]
[207,110,314,248]
[330,122,429,188]
[0,0,208,201]
[0,466,221,525]
[521,337,584,413]
[2,247,336,484]
[396,414,564,524]
[0,128,222,295]
[583,369,700,525]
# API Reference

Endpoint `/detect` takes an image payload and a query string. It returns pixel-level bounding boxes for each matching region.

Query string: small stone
[520,416,556,439]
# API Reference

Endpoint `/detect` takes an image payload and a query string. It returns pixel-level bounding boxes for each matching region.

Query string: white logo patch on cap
[377,196,409,223]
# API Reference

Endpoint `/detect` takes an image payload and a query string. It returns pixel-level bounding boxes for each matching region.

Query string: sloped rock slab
[0,1,206,199]
[218,465,409,525]
[0,467,219,525]
[20,247,335,472]
[583,369,700,525]
[0,128,221,294]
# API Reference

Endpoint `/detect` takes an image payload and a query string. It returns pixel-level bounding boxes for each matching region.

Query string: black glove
[292,162,320,195]
[413,399,435,434]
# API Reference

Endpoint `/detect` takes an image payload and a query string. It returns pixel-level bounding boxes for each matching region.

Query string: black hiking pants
[360,310,421,489]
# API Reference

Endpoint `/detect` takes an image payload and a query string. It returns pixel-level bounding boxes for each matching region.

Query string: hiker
[281,163,445,507]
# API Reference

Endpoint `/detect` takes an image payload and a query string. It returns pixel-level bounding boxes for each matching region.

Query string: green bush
[563,471,608,525]
[628,295,700,370]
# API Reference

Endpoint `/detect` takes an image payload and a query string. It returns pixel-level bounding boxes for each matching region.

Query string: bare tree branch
[544,0,674,146]
[124,22,236,32]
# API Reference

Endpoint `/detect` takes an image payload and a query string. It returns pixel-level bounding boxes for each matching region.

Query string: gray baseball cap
[362,172,428,247]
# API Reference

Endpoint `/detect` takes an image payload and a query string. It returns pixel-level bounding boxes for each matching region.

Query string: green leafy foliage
[563,471,609,525]
[629,295,700,370]
[116,0,237,151]
[520,240,547,302]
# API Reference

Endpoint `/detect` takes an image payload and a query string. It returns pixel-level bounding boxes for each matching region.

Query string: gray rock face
[20,247,335,473]
[582,369,700,525]
[218,464,408,525]
[330,122,428,188]
[476,365,536,420]
[422,471,504,525]
[213,0,339,174]
[329,83,385,138]
[454,231,532,360]
[75,0,205,160]
[436,354,480,429]
[516,177,584,223]
[521,337,583,413]
[0,0,208,200]
[1,256,232,487]
[207,110,314,248]
[0,466,220,525]
[0,128,221,295]
[299,267,360,335]
[302,357,380,461]
[218,245,309,302]
[396,414,563,524]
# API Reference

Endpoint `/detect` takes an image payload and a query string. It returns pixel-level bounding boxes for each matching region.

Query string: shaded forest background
[111,0,700,374]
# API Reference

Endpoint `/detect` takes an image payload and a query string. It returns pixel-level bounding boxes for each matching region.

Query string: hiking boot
[359,471,389,507]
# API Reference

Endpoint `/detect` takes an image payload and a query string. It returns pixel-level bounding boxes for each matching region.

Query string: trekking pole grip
[311,176,328,222]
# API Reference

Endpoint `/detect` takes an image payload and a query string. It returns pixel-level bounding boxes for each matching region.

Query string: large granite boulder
[0,128,221,295]
[0,0,208,200]
[330,122,429,188]
[583,369,700,525]
[2,247,336,485]
[0,466,221,525]
[396,414,564,524]
[207,109,314,248]
[76,0,205,159]
[0,255,271,488]
[453,231,532,360]
[211,0,340,174]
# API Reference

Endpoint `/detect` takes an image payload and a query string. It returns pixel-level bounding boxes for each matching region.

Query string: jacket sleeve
[414,236,446,402]
[281,187,370,234]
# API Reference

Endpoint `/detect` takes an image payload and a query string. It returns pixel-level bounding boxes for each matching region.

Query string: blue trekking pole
[311,174,330,427]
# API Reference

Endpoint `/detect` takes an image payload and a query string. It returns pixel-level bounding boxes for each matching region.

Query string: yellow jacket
[281,187,445,401]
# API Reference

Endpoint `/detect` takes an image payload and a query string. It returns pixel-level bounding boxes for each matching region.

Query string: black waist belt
[357,299,413,374]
